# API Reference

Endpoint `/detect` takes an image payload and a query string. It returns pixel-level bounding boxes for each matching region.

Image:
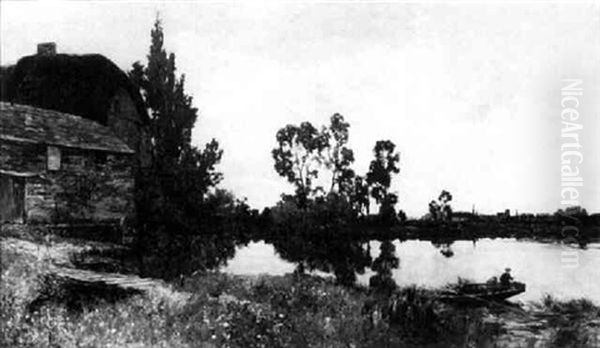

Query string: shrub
[538,295,600,347]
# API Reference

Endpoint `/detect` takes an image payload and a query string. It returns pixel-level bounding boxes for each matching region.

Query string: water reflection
[369,239,400,295]
[272,233,372,286]
[431,237,457,258]
[432,242,455,258]
[223,237,600,303]
[271,233,405,289]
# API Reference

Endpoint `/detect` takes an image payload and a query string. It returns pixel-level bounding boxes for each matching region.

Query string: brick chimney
[37,42,56,56]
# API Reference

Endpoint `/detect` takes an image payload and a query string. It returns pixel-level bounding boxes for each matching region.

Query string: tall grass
[1,250,187,347]
[537,295,600,347]
[2,254,500,348]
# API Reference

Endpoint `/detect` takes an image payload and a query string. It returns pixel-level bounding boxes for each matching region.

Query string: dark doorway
[0,174,25,223]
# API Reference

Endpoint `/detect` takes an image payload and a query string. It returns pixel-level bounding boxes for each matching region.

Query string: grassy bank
[2,239,598,347]
[2,248,498,347]
[535,295,600,347]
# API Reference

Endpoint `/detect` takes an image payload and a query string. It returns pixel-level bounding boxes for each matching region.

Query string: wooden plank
[50,266,166,293]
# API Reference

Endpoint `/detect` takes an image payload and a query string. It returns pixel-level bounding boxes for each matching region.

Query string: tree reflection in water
[272,232,372,286]
[272,233,404,291]
[431,238,455,258]
[369,239,400,295]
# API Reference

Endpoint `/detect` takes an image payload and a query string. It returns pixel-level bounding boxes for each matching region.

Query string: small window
[47,146,61,171]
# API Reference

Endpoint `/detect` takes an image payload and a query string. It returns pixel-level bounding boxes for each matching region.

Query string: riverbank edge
[3,236,599,348]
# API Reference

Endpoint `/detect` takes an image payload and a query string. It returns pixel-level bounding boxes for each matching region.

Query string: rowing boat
[440,282,526,303]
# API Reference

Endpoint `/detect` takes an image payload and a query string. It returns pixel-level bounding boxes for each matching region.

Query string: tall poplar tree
[130,18,225,278]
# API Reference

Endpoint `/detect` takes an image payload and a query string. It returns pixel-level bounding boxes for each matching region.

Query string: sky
[2,1,599,217]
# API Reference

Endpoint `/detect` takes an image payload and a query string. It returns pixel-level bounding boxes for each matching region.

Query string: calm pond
[222,239,600,304]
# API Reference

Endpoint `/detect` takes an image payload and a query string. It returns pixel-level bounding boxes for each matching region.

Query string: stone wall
[0,140,134,225]
[0,142,46,173]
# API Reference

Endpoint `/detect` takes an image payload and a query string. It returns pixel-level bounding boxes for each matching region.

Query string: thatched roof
[1,102,134,154]
[0,53,148,125]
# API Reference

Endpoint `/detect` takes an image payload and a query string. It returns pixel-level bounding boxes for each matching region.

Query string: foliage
[0,249,183,347]
[350,175,370,216]
[3,295,186,347]
[129,18,236,280]
[268,193,372,286]
[269,192,356,233]
[271,116,403,224]
[178,273,496,347]
[321,114,356,196]
[180,274,374,347]
[368,286,499,346]
[0,246,530,348]
[537,295,600,347]
[271,121,327,206]
[269,120,405,283]
[4,252,594,348]
[366,140,400,218]
[271,114,357,208]
[396,210,407,223]
[554,206,592,229]
[428,189,453,222]
[130,17,224,198]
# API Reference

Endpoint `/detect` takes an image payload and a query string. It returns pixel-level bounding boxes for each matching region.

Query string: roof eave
[0,134,135,155]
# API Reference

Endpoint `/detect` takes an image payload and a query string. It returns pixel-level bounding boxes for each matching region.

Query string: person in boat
[500,268,513,287]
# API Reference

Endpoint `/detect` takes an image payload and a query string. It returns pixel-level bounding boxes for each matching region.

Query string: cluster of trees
[427,190,453,222]
[267,115,405,284]
[271,114,403,223]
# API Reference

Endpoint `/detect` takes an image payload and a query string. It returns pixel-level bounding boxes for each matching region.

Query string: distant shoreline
[253,217,600,243]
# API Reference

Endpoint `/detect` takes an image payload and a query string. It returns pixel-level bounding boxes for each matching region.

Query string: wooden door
[0,174,25,223]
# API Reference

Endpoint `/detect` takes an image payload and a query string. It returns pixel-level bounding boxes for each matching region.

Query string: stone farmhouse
[0,102,134,224]
[0,43,150,241]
